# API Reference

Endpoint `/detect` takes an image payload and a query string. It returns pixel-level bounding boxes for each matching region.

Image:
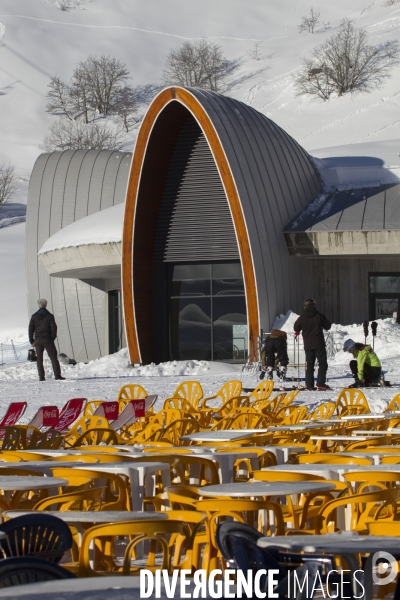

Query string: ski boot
[259,367,267,380]
[267,366,274,381]
[278,366,287,383]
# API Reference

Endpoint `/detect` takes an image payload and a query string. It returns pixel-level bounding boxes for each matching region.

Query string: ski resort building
[26,87,400,364]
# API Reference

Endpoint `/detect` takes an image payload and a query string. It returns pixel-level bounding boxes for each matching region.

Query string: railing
[0,340,31,367]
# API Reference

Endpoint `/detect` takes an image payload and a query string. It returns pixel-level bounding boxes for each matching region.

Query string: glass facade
[369,274,400,321]
[170,263,248,362]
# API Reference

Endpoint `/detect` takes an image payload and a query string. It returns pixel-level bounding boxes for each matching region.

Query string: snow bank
[331,318,400,365]
[272,310,299,332]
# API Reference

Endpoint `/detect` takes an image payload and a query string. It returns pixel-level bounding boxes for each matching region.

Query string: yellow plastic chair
[151,409,194,427]
[83,400,106,417]
[200,380,243,410]
[78,519,191,576]
[159,419,200,446]
[194,498,285,571]
[33,486,104,511]
[117,384,148,410]
[64,416,110,446]
[71,428,119,448]
[168,381,204,410]
[248,381,275,407]
[46,454,100,463]
[0,450,48,461]
[298,453,373,465]
[0,454,22,463]
[51,467,130,510]
[335,388,370,416]
[384,393,400,413]
[380,455,400,464]
[278,405,308,425]
[307,402,336,420]
[316,488,398,534]
[344,437,390,451]
[343,470,400,494]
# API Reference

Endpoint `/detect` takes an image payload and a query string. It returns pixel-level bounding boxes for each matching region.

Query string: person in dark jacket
[294,298,331,391]
[260,330,289,382]
[28,299,65,381]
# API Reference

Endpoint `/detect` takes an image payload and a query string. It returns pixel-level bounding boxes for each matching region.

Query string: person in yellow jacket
[343,338,383,387]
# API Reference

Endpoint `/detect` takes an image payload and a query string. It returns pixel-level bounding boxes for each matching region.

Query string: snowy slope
[0,0,399,343]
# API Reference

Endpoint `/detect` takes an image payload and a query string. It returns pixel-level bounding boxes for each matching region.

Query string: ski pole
[362,321,369,345]
[371,321,378,350]
[297,335,300,388]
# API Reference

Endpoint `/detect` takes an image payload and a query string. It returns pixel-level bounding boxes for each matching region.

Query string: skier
[28,299,65,382]
[294,298,332,391]
[342,338,383,388]
[260,330,289,382]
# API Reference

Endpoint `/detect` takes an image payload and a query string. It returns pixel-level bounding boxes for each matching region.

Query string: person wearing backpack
[28,299,65,382]
[294,298,331,391]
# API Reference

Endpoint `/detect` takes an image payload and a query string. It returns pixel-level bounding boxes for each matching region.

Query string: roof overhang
[285,230,400,258]
[39,242,121,279]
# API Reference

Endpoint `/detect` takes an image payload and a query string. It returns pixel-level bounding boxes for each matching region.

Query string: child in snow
[343,338,383,388]
[260,330,289,382]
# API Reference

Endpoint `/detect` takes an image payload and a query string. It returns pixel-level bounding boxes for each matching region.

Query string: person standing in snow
[294,298,331,391]
[28,299,65,382]
[342,339,383,387]
[260,330,289,382]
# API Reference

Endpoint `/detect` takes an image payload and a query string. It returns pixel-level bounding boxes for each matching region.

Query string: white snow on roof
[38,203,124,254]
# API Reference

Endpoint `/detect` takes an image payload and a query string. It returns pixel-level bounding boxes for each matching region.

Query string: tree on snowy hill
[298,8,321,34]
[295,18,400,100]
[0,164,19,208]
[40,119,127,152]
[46,55,137,129]
[162,39,240,92]
[50,0,96,11]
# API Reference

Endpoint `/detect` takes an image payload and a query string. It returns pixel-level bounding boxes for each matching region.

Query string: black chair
[0,513,72,563]
[0,556,76,587]
[217,523,352,600]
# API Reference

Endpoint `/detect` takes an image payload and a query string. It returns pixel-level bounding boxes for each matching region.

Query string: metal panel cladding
[26,150,132,363]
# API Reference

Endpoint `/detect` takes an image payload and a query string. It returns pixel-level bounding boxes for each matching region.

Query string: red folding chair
[0,402,27,439]
[28,406,59,430]
[56,398,86,433]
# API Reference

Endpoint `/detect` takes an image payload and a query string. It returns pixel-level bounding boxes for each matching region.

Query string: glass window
[170,298,212,360]
[370,276,400,293]
[171,280,210,297]
[173,264,210,280]
[212,296,247,361]
[375,298,398,318]
[213,278,245,296]
[212,263,242,279]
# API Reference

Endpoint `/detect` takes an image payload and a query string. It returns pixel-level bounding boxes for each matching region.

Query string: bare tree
[46,76,76,121]
[162,39,239,92]
[113,86,138,132]
[40,118,128,152]
[384,0,399,5]
[248,43,262,61]
[294,18,400,100]
[50,0,96,11]
[46,55,134,124]
[298,8,321,33]
[0,164,19,208]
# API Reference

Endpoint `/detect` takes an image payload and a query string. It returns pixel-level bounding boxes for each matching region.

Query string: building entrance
[369,274,400,321]
[169,262,248,362]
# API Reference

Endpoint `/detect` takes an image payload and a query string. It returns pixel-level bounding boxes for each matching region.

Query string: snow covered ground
[0,314,398,423]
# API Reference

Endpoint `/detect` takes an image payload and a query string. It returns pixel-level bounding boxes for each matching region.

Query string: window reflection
[170,263,248,361]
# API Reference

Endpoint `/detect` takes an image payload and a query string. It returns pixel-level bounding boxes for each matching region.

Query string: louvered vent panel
[154,117,239,262]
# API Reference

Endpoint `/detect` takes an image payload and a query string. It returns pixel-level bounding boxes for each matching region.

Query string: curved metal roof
[122,87,322,364]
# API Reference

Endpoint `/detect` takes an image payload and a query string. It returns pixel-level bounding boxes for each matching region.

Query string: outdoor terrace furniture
[0,557,76,588]
[0,513,72,562]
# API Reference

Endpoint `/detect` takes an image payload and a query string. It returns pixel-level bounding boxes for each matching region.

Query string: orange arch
[122,87,259,364]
